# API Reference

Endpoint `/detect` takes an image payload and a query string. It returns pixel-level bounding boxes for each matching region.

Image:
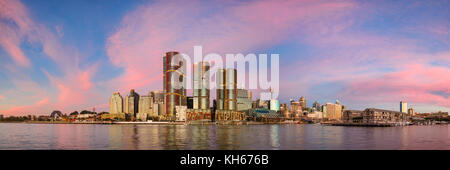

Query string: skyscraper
[138,93,153,116]
[312,101,320,111]
[163,51,187,117]
[299,96,306,110]
[216,68,237,111]
[110,92,123,114]
[193,61,210,110]
[124,89,140,119]
[400,101,407,113]
[408,108,415,116]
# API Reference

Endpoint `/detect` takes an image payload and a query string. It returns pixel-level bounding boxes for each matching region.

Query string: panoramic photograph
[0,0,449,157]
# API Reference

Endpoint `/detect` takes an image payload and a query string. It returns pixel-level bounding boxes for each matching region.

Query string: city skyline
[0,0,449,116]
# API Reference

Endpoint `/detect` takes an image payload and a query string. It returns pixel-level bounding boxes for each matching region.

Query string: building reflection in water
[270,125,280,149]
[109,125,123,149]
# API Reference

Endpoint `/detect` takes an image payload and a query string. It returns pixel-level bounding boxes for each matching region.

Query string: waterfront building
[186,109,211,122]
[312,101,320,111]
[150,90,164,103]
[216,68,237,111]
[152,102,165,116]
[163,51,187,118]
[307,111,323,119]
[175,106,187,121]
[408,108,415,116]
[101,113,125,120]
[321,105,327,118]
[269,99,280,111]
[256,99,265,108]
[139,94,153,114]
[138,94,153,120]
[237,89,252,112]
[187,96,194,109]
[280,103,287,112]
[193,61,210,110]
[362,108,409,124]
[326,102,342,120]
[215,110,245,121]
[400,101,407,113]
[290,100,302,114]
[124,89,140,120]
[299,96,306,109]
[342,110,364,123]
[110,92,123,114]
[249,108,281,121]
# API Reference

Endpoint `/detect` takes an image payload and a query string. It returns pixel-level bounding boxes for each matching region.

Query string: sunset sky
[0,0,449,115]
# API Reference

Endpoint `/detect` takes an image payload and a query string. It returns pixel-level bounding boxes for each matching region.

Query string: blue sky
[0,0,449,115]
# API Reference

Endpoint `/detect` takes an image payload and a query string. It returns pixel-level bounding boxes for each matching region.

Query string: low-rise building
[342,110,363,123]
[175,106,187,121]
[362,108,409,124]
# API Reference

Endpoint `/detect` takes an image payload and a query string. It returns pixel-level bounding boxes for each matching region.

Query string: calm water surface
[0,123,448,150]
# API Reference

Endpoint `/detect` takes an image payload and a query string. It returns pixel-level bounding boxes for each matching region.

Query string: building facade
[408,108,415,116]
[124,89,140,119]
[138,94,153,117]
[342,110,363,123]
[163,51,187,118]
[326,102,342,120]
[216,68,237,111]
[110,92,123,114]
[299,96,306,109]
[237,89,252,112]
[193,61,210,110]
[400,101,407,113]
[362,108,409,124]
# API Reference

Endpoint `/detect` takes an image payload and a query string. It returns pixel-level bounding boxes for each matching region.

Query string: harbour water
[0,123,448,150]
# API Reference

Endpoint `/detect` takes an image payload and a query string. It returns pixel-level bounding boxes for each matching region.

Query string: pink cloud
[0,23,30,67]
[0,0,102,115]
[341,64,450,107]
[106,0,356,93]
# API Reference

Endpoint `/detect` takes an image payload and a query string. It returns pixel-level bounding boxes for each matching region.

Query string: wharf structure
[336,108,410,126]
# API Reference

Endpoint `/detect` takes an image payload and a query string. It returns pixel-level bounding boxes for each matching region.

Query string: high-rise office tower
[193,61,210,110]
[408,108,415,116]
[163,51,187,117]
[138,92,153,116]
[299,96,306,109]
[124,89,140,119]
[216,68,237,111]
[150,90,164,103]
[312,101,320,111]
[110,92,123,114]
[400,101,407,113]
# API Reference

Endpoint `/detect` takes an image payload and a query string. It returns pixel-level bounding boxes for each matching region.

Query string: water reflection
[270,125,280,149]
[0,123,448,150]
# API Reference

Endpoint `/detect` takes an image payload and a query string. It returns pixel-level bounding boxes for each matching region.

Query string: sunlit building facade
[110,92,123,114]
[163,51,187,117]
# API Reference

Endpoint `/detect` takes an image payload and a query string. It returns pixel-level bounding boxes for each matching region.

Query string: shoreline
[0,121,447,127]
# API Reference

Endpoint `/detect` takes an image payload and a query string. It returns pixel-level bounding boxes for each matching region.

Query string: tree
[69,111,79,116]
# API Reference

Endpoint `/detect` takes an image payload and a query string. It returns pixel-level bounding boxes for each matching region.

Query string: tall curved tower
[163,51,187,117]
